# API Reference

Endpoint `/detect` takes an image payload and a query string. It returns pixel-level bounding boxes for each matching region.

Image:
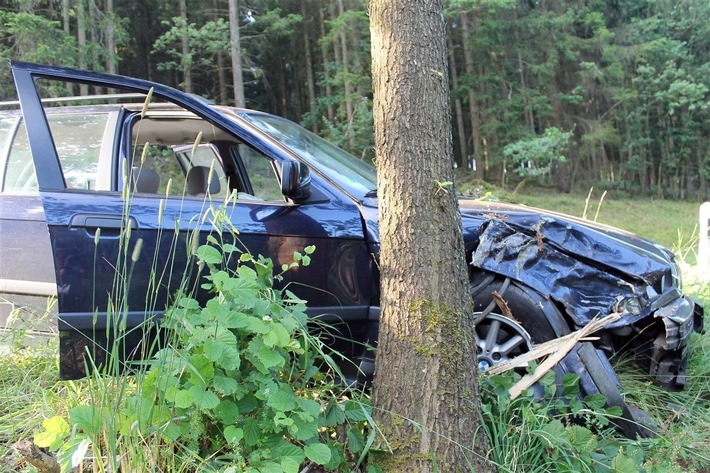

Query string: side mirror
[280,160,311,202]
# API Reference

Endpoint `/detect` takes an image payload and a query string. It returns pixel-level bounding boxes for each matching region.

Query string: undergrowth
[29,240,378,473]
[479,369,642,473]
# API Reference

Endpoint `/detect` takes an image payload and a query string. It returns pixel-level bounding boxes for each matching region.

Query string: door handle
[69,214,138,231]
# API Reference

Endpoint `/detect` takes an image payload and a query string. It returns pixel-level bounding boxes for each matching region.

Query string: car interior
[129,111,284,202]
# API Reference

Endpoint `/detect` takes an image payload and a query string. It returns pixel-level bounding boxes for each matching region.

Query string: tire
[470,273,566,371]
[470,273,649,436]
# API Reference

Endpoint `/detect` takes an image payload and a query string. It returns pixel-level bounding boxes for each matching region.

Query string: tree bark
[447,25,468,169]
[369,1,492,471]
[179,0,192,93]
[301,1,317,131]
[105,0,116,74]
[77,0,89,95]
[319,4,335,122]
[337,0,354,147]
[228,0,245,107]
[460,11,484,179]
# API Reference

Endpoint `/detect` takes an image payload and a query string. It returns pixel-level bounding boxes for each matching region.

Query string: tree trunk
[447,25,468,170]
[88,0,103,93]
[228,0,245,107]
[460,11,483,179]
[301,1,317,130]
[77,0,89,95]
[319,4,335,122]
[105,0,116,74]
[179,0,192,93]
[369,1,492,471]
[62,0,70,33]
[337,0,354,147]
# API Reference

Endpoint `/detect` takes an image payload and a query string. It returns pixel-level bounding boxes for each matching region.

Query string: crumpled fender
[472,217,650,328]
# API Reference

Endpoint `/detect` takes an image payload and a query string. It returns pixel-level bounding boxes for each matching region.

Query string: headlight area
[618,290,703,390]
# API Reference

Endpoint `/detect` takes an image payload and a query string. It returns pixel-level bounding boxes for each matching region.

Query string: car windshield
[237,111,377,198]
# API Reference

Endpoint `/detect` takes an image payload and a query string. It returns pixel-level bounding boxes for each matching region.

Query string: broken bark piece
[12,439,60,473]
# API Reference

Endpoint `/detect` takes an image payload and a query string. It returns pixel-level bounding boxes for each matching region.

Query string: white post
[698,202,710,280]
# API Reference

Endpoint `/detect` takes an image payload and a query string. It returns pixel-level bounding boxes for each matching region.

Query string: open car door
[11,62,374,380]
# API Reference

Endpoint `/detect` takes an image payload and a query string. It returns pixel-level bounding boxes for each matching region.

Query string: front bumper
[648,295,704,388]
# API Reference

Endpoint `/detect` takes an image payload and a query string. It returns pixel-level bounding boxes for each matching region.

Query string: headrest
[185,165,220,195]
[132,166,160,193]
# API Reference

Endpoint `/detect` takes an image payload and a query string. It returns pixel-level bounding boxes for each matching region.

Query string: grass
[0,339,63,467]
[2,187,710,471]
[498,187,702,254]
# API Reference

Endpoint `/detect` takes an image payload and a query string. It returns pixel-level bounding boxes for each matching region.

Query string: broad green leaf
[277,443,306,469]
[68,405,103,436]
[304,443,332,465]
[196,244,222,264]
[221,310,251,329]
[347,429,365,453]
[187,354,214,387]
[267,389,297,412]
[203,339,226,362]
[246,316,270,334]
[541,419,566,441]
[174,389,193,408]
[274,411,295,428]
[243,419,261,447]
[70,437,91,469]
[224,425,244,445]
[236,394,258,414]
[610,452,641,473]
[55,435,91,472]
[218,343,241,371]
[296,398,321,421]
[344,400,371,422]
[290,415,318,442]
[324,401,346,426]
[255,461,282,473]
[263,323,291,348]
[188,386,220,409]
[281,457,301,473]
[213,374,239,395]
[34,416,70,449]
[215,400,240,424]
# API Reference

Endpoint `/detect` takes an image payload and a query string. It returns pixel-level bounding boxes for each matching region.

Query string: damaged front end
[473,216,703,388]
[470,212,704,434]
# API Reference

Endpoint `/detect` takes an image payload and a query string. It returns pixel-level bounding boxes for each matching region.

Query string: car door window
[237,143,283,200]
[2,111,110,193]
[1,117,37,194]
[174,144,229,199]
[46,113,108,190]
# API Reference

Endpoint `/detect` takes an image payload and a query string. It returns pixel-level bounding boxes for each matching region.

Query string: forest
[1,0,708,199]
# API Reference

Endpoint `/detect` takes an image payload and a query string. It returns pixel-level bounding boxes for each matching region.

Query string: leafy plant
[479,368,642,473]
[503,127,572,180]
[34,238,376,472]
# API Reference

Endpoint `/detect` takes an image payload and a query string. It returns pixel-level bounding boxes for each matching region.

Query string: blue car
[0,62,703,434]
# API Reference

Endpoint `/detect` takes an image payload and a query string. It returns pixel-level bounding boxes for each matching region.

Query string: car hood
[458,198,676,284]
[361,196,681,327]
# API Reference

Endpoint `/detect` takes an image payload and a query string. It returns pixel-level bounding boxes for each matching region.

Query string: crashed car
[0,62,703,432]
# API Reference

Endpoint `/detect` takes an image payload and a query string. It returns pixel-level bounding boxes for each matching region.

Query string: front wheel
[471,274,563,372]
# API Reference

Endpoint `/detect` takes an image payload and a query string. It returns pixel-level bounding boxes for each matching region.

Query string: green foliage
[32,240,374,472]
[152,16,230,76]
[480,369,640,473]
[503,127,572,179]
